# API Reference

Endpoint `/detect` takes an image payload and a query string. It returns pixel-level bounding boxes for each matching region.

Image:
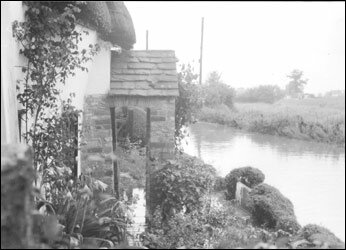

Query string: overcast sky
[125,1,345,94]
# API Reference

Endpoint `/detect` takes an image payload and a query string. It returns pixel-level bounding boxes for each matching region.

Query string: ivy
[12,2,100,188]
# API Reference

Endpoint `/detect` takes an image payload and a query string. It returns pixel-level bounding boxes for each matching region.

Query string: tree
[285,69,308,98]
[203,71,235,108]
[235,85,285,104]
[205,71,223,85]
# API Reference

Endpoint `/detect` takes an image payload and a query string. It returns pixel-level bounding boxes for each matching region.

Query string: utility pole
[199,17,204,85]
[146,30,149,50]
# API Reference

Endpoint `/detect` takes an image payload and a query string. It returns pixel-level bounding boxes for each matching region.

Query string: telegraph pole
[146,30,149,50]
[199,17,204,85]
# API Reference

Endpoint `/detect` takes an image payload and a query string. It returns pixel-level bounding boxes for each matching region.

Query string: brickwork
[82,94,176,169]
[81,95,114,188]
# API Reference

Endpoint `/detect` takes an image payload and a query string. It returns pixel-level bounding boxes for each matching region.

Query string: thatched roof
[106,2,136,50]
[36,1,136,50]
[80,1,136,49]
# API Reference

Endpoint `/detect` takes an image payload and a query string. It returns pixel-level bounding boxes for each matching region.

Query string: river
[182,122,345,241]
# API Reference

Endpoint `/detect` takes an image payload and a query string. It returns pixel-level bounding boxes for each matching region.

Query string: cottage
[1,1,178,178]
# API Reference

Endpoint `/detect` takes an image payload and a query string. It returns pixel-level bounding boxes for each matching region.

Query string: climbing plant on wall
[12,1,100,186]
[175,64,204,150]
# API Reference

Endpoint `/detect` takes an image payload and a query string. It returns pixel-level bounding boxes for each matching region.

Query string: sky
[125,1,345,94]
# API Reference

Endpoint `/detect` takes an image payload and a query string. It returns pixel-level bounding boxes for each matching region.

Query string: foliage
[198,100,345,146]
[213,176,227,192]
[33,174,130,249]
[299,224,345,249]
[235,85,285,104]
[13,1,99,177]
[175,64,204,150]
[246,183,301,234]
[143,193,295,249]
[203,71,236,108]
[285,69,308,98]
[175,67,235,150]
[143,196,236,249]
[224,166,265,200]
[9,3,133,249]
[150,154,216,221]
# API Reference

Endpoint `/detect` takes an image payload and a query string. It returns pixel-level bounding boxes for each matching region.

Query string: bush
[143,196,254,249]
[247,184,301,234]
[299,224,345,248]
[150,154,216,220]
[214,176,227,192]
[235,85,285,104]
[224,166,265,200]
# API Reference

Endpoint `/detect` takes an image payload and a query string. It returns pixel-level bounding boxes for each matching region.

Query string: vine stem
[32,103,42,172]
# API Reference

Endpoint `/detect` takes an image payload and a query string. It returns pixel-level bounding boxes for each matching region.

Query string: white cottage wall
[1,2,112,176]
[1,1,26,144]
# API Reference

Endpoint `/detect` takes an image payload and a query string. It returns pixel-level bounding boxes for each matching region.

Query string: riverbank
[197,98,345,147]
[140,154,345,249]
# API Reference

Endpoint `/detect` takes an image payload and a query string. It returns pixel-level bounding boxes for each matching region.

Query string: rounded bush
[247,183,301,233]
[150,154,216,220]
[224,166,265,200]
[300,224,345,248]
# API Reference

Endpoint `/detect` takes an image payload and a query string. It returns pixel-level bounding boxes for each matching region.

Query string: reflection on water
[183,122,345,241]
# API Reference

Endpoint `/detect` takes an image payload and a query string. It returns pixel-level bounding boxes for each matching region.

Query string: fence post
[110,107,120,199]
[128,109,134,140]
[145,108,151,224]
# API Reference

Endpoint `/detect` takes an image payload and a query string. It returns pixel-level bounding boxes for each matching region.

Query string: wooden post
[128,109,134,140]
[146,30,149,50]
[110,107,120,199]
[199,17,204,85]
[122,106,128,137]
[145,108,151,224]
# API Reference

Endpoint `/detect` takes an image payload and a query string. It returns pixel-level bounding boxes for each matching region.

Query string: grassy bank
[198,97,345,146]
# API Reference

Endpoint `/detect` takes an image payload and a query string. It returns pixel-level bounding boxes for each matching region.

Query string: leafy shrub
[224,166,265,200]
[34,174,130,249]
[299,224,345,248]
[247,183,301,234]
[175,64,204,149]
[143,196,241,249]
[214,176,227,192]
[150,154,216,221]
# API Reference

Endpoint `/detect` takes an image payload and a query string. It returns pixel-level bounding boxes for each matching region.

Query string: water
[183,122,345,241]
[127,188,146,247]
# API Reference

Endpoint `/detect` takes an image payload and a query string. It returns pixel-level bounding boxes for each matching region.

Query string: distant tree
[235,85,285,104]
[285,69,308,98]
[324,90,345,98]
[203,71,235,108]
[205,71,223,85]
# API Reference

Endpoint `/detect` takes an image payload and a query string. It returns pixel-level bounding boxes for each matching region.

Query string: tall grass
[198,98,345,146]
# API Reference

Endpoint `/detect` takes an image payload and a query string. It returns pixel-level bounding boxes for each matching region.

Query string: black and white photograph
[1,1,345,249]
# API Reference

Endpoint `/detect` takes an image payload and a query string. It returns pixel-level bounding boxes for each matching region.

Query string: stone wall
[81,94,176,174]
[110,95,176,160]
[80,94,114,188]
